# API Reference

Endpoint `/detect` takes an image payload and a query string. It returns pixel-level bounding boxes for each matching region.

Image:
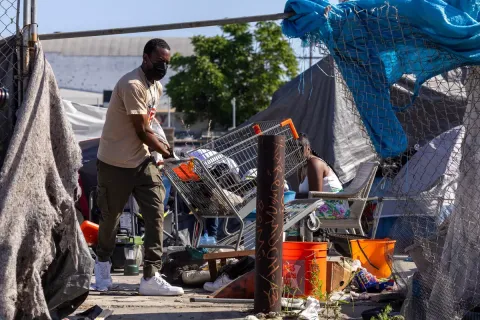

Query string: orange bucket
[80,220,99,246]
[350,239,396,278]
[282,242,328,298]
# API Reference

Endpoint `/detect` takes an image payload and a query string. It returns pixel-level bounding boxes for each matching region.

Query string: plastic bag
[150,118,176,166]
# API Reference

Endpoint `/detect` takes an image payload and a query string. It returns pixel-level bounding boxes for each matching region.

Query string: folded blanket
[0,43,92,319]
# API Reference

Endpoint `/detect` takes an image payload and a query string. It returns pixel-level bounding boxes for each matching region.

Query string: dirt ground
[71,274,386,320]
[70,256,416,320]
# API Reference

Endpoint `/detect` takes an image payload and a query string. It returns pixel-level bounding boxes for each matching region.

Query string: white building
[43,36,208,136]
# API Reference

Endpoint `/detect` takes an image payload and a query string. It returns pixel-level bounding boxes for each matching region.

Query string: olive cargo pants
[96,158,165,278]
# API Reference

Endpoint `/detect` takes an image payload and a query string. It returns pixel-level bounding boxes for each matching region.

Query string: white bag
[150,118,170,167]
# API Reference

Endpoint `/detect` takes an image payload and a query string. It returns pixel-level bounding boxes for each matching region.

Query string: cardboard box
[326,260,353,293]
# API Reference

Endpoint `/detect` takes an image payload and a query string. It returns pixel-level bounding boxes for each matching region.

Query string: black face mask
[146,59,168,80]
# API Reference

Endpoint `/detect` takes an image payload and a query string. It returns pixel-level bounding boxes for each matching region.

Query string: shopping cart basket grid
[164,119,306,250]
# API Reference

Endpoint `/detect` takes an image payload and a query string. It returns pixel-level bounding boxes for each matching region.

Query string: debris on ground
[69,305,113,320]
[299,297,321,320]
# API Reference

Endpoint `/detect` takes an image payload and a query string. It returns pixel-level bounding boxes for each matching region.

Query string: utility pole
[255,135,285,314]
[232,98,236,129]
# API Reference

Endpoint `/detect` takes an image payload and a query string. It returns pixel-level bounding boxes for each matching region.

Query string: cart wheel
[307,215,321,232]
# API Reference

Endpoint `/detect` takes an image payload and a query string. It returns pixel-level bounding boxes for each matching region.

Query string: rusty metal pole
[254,135,285,314]
[39,12,294,40]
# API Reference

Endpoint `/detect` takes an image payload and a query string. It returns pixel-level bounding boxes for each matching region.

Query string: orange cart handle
[280,119,300,140]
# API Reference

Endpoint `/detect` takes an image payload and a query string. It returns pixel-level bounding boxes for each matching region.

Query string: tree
[165,22,298,129]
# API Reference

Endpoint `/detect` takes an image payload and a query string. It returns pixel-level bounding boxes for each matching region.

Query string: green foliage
[371,305,405,320]
[165,22,298,128]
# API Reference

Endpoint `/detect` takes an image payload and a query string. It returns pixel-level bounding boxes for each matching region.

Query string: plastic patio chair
[308,161,379,236]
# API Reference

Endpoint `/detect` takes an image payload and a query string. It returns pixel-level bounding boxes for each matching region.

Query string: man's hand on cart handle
[163,144,175,159]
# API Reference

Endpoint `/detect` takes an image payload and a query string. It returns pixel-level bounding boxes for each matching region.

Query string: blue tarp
[282,0,480,158]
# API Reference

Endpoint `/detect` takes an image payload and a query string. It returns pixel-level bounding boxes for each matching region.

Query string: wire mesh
[0,0,20,167]
[297,3,480,319]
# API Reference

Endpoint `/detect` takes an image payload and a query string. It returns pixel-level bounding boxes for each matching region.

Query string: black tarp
[245,57,467,186]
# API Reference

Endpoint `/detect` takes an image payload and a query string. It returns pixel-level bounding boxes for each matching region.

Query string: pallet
[203,250,255,281]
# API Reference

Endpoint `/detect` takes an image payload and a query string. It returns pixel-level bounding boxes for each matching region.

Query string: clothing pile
[186,149,254,212]
[161,246,254,292]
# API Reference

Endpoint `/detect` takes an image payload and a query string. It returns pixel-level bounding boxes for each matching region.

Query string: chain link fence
[305,4,480,319]
[0,0,20,167]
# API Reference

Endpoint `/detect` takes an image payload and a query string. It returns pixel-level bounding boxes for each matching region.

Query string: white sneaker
[139,272,184,296]
[92,260,112,291]
[203,273,233,292]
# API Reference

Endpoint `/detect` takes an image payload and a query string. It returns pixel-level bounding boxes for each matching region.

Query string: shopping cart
[164,119,306,250]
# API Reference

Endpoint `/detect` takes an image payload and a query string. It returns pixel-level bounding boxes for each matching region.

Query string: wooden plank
[208,260,218,282]
[326,261,354,293]
[203,250,255,260]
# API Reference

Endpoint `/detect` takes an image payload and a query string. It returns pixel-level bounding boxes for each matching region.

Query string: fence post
[22,0,30,81]
[21,0,36,91]
[254,135,285,314]
[30,0,37,47]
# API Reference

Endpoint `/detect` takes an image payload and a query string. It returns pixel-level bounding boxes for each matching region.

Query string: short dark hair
[143,38,170,55]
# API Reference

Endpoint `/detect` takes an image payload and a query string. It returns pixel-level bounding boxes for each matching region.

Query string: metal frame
[370,195,455,239]
[39,12,293,40]
[308,161,380,236]
[218,198,328,250]
[165,157,246,250]
[164,119,305,250]
[19,0,37,100]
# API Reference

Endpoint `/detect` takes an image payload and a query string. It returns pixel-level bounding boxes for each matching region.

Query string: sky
[36,0,293,38]
[35,0,334,73]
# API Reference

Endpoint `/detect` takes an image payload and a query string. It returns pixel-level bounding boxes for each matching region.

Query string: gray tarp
[400,67,480,320]
[0,41,92,319]
[246,57,467,186]
[382,126,463,219]
[424,66,480,319]
[247,56,375,185]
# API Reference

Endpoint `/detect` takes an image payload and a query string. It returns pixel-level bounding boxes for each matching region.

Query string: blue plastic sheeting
[162,175,172,208]
[282,0,480,158]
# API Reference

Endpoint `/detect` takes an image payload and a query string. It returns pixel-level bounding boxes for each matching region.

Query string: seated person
[297,134,350,219]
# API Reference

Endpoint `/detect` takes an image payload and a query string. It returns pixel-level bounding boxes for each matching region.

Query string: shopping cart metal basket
[164,119,306,250]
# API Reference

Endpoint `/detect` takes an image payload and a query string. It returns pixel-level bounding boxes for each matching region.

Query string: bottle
[200,233,209,245]
[207,236,217,245]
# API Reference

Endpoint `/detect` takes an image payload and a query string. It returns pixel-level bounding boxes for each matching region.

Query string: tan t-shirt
[98,67,165,168]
